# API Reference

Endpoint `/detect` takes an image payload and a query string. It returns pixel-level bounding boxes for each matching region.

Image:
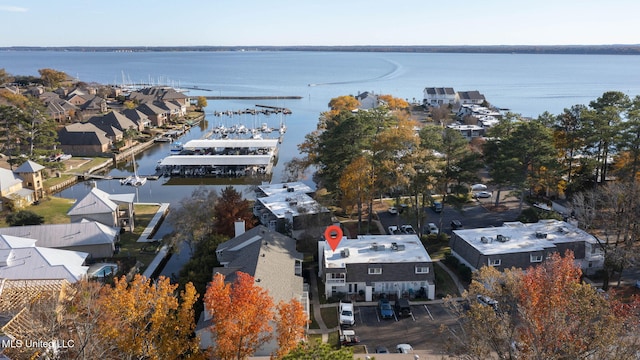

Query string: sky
[0,0,638,47]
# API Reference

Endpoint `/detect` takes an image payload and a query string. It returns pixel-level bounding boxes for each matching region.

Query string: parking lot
[341,301,462,354]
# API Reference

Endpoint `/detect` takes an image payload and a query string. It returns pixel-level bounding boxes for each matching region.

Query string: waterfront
[4,50,640,206]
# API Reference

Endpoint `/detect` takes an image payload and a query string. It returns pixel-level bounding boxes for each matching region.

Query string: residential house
[58,122,112,156]
[0,235,88,282]
[253,185,332,240]
[154,100,184,119]
[0,168,33,210]
[136,102,168,127]
[88,110,142,136]
[319,234,436,301]
[457,90,486,105]
[446,123,485,140]
[80,95,108,117]
[448,219,605,275]
[0,221,119,259]
[196,225,306,356]
[456,104,502,129]
[122,108,151,129]
[355,91,381,110]
[14,160,45,202]
[423,87,457,107]
[129,86,190,107]
[67,187,135,231]
[255,182,314,198]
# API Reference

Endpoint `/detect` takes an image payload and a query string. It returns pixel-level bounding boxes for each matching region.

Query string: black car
[451,219,463,230]
[394,298,412,317]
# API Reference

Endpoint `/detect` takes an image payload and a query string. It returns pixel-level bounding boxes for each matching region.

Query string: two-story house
[319,234,436,301]
[196,225,307,357]
[423,87,457,107]
[449,219,605,275]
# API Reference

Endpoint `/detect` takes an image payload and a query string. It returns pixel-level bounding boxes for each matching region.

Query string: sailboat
[120,153,147,187]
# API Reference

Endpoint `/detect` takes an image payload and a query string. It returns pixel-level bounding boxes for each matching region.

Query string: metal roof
[183,139,278,149]
[158,154,272,166]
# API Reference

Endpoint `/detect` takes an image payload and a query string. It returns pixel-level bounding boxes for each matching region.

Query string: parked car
[394,298,412,317]
[339,300,355,326]
[425,223,439,235]
[375,346,390,353]
[400,224,416,234]
[451,219,463,230]
[378,299,394,319]
[474,191,492,198]
[431,201,443,213]
[340,329,360,346]
[396,343,414,353]
[388,206,398,215]
[388,225,402,235]
[477,294,499,312]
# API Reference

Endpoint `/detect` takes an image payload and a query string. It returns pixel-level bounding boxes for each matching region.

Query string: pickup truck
[339,300,355,326]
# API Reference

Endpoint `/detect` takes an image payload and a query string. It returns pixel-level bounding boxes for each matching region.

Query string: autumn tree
[571,182,640,290]
[378,94,409,110]
[38,68,67,88]
[273,299,309,359]
[445,252,640,359]
[97,275,202,360]
[338,155,374,233]
[0,68,13,84]
[167,186,218,253]
[197,96,208,110]
[213,185,256,238]
[204,272,275,360]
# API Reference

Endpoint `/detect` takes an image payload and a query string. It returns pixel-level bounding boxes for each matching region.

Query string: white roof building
[0,235,88,282]
[449,219,604,275]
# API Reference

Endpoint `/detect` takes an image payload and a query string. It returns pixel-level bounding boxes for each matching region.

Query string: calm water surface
[3,51,640,206]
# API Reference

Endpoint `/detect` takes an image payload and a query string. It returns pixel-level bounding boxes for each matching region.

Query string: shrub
[6,210,44,226]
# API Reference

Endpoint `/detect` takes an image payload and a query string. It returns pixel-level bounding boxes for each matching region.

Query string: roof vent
[370,242,378,250]
[391,242,405,251]
[282,183,288,188]
[535,232,547,239]
[287,187,295,192]
[340,249,350,258]
[481,236,490,244]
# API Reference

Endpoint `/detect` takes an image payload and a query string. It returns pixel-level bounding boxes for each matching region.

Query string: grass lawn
[43,157,112,188]
[320,306,339,329]
[6,196,77,227]
[115,204,163,272]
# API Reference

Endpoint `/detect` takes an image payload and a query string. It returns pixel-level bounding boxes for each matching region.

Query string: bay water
[2,50,640,206]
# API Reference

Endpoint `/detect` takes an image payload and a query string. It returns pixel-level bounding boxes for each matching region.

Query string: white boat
[170,141,183,152]
[122,154,147,187]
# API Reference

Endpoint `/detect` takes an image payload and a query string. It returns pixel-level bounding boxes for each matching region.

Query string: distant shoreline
[2,45,640,55]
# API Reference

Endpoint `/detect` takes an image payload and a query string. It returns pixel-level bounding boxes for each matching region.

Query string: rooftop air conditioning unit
[481,236,490,243]
[340,249,350,258]
[287,187,295,192]
[496,234,510,242]
[535,232,547,239]
[370,242,378,251]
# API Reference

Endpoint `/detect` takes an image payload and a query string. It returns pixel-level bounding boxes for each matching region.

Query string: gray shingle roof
[14,160,44,173]
[67,187,118,215]
[215,226,303,303]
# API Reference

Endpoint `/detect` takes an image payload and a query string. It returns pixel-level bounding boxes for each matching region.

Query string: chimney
[234,219,246,237]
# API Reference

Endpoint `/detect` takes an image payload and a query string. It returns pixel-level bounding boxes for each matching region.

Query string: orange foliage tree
[204,272,275,360]
[446,251,640,359]
[97,275,202,360]
[378,94,409,110]
[273,299,309,359]
[213,186,256,238]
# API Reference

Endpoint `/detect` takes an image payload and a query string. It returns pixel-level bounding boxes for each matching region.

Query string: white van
[339,300,355,326]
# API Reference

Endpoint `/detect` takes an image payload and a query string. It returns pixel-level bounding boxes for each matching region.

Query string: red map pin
[324,225,343,251]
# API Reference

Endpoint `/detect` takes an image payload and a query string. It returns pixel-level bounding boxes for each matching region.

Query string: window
[415,266,430,274]
[489,258,501,266]
[368,267,382,275]
[530,254,543,263]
